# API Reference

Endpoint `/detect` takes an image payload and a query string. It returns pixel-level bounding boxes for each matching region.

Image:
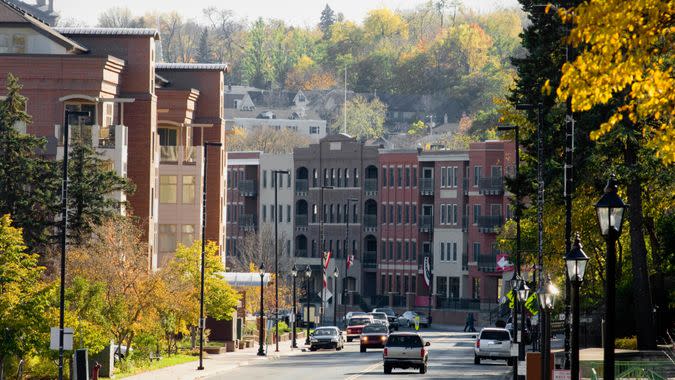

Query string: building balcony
[419,215,432,232]
[478,176,504,195]
[295,214,308,228]
[363,251,377,269]
[477,215,503,233]
[56,124,126,150]
[238,180,257,197]
[160,146,198,164]
[239,214,257,232]
[462,177,469,195]
[364,178,378,195]
[477,250,499,272]
[295,179,308,194]
[419,178,434,196]
[364,214,377,231]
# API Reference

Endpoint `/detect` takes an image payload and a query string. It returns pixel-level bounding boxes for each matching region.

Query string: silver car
[474,328,514,365]
[369,312,390,329]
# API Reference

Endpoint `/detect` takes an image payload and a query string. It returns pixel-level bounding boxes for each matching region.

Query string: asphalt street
[203,328,513,379]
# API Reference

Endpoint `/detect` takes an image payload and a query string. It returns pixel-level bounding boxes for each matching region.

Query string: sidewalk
[123,341,304,380]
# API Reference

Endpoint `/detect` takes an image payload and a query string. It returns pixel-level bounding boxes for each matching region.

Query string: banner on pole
[423,257,431,288]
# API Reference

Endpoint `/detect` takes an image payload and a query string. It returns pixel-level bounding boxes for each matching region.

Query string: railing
[419,215,432,231]
[183,145,196,163]
[477,249,498,272]
[363,251,377,269]
[160,146,178,162]
[580,361,674,380]
[419,178,434,195]
[478,176,504,195]
[364,214,377,228]
[238,180,257,197]
[295,249,308,257]
[239,214,256,231]
[98,125,116,149]
[295,214,308,227]
[295,179,308,193]
[478,215,503,233]
[364,178,378,194]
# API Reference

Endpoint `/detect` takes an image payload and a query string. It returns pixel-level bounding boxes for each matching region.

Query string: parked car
[309,326,344,351]
[399,311,429,328]
[346,315,374,342]
[369,312,390,330]
[383,332,430,374]
[373,307,400,331]
[360,323,389,352]
[474,328,514,365]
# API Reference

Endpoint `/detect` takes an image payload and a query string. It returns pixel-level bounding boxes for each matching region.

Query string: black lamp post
[332,266,339,326]
[291,265,298,348]
[537,277,558,380]
[257,263,266,356]
[565,234,589,380]
[58,110,90,380]
[304,265,312,345]
[272,170,290,352]
[511,273,530,379]
[198,141,222,370]
[595,174,626,380]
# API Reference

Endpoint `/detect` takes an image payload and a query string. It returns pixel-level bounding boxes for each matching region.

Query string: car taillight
[420,348,425,357]
[383,348,388,357]
[476,339,480,348]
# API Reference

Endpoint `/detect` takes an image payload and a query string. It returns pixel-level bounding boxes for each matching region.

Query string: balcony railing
[295,249,308,257]
[477,250,499,272]
[419,215,432,231]
[295,179,308,193]
[160,146,178,162]
[238,180,257,197]
[478,176,504,195]
[419,178,434,195]
[364,178,378,194]
[364,214,377,229]
[363,251,377,269]
[98,125,116,149]
[239,214,257,231]
[295,214,308,227]
[478,215,503,233]
[160,146,198,164]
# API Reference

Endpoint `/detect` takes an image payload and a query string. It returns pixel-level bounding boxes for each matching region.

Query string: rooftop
[156,63,229,72]
[55,27,160,39]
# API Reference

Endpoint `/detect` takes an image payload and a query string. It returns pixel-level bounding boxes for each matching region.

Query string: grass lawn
[105,354,198,379]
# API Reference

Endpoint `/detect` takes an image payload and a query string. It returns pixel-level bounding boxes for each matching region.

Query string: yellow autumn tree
[557,0,675,163]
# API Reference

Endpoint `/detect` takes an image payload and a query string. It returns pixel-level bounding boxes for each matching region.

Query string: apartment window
[336,204,341,223]
[441,166,447,188]
[441,204,447,224]
[271,171,276,188]
[397,167,402,187]
[181,225,195,246]
[323,169,328,186]
[311,240,317,257]
[453,204,458,224]
[452,242,458,261]
[405,167,411,186]
[271,204,276,222]
[437,276,448,297]
[330,168,335,186]
[182,176,195,204]
[288,172,292,188]
[344,168,349,187]
[396,241,402,259]
[452,167,458,187]
[279,204,283,223]
[388,240,394,259]
[312,204,317,223]
[397,205,402,224]
[159,175,177,203]
[412,275,417,292]
[263,170,267,188]
[412,241,417,259]
[388,275,393,292]
[473,204,481,224]
[473,242,481,261]
[353,168,359,186]
[474,166,482,186]
[389,167,394,187]
[343,204,348,223]
[381,204,387,224]
[441,242,445,261]
[412,167,417,187]
[404,276,409,293]
[395,275,401,293]
[381,241,387,260]
[412,205,417,224]
[352,204,357,223]
[287,205,291,223]
[313,169,318,187]
[159,224,177,253]
[382,166,387,187]
[447,205,453,225]
[404,205,409,224]
[405,240,410,260]
[381,275,386,292]
[309,126,320,134]
[389,205,394,224]
[449,277,460,298]
[336,169,341,187]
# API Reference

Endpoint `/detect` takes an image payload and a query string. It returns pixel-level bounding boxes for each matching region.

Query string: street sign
[518,361,526,374]
[318,289,332,302]
[50,327,73,351]
[496,254,513,272]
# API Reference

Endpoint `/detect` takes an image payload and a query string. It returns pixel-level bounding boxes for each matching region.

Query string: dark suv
[373,308,399,331]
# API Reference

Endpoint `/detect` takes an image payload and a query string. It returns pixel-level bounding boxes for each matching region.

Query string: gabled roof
[156,63,228,72]
[2,0,57,25]
[55,27,160,40]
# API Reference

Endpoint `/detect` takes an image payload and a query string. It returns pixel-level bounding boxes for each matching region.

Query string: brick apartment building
[0,1,228,268]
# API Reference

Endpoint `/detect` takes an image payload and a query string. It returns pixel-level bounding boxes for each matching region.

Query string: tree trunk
[0,355,5,380]
[624,139,657,350]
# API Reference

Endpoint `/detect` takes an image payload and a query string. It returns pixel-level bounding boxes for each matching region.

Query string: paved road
[203,328,513,379]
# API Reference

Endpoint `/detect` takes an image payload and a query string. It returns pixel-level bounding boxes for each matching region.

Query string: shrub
[615,336,637,349]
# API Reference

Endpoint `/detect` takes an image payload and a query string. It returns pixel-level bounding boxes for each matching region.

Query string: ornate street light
[291,265,298,349]
[595,174,626,380]
[538,277,558,380]
[565,234,589,380]
[257,263,266,356]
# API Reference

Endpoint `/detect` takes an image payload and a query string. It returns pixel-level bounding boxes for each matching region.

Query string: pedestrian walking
[464,313,475,332]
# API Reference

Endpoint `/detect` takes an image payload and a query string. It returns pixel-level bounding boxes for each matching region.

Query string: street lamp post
[565,234,589,380]
[257,263,266,356]
[510,274,527,380]
[291,265,298,348]
[58,110,90,380]
[272,169,290,352]
[342,198,358,328]
[537,277,558,380]
[304,265,312,345]
[332,267,339,325]
[198,141,222,370]
[595,174,627,380]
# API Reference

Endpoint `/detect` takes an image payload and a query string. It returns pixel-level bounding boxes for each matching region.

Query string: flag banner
[322,270,327,289]
[323,251,331,269]
[423,256,431,288]
[525,292,539,315]
[346,254,354,270]
[506,289,515,309]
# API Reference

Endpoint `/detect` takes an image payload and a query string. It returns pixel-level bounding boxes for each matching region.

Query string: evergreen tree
[0,74,60,251]
[197,27,211,63]
[319,4,335,39]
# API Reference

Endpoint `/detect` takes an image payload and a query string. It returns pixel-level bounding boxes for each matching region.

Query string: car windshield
[375,309,395,316]
[314,329,337,336]
[371,313,387,320]
[363,324,389,333]
[481,330,510,341]
[386,335,423,347]
[349,318,371,326]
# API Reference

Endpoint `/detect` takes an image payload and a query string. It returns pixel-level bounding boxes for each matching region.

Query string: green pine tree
[319,4,336,39]
[197,27,211,63]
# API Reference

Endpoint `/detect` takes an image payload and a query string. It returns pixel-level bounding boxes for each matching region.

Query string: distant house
[2,0,58,26]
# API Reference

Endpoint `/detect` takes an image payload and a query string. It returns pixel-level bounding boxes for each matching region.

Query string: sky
[53,0,521,27]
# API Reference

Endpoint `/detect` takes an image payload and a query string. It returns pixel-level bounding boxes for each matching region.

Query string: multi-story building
[225,151,260,268]
[259,153,295,258]
[293,133,379,319]
[0,3,230,268]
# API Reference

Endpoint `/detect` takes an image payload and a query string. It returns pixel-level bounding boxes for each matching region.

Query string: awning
[219,272,272,287]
